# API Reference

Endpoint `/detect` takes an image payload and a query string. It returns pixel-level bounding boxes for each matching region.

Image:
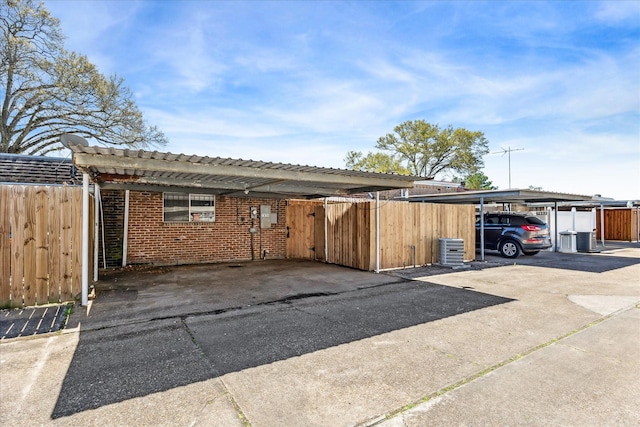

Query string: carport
[65,140,418,306]
[406,189,592,261]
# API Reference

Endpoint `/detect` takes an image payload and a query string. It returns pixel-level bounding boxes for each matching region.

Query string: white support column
[93,184,100,282]
[122,189,130,267]
[479,196,485,261]
[375,192,380,274]
[81,173,89,306]
[571,207,576,231]
[600,204,605,246]
[554,202,559,251]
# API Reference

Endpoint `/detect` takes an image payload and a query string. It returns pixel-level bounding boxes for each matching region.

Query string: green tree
[462,171,497,190]
[344,151,409,174]
[345,120,489,179]
[1,0,167,154]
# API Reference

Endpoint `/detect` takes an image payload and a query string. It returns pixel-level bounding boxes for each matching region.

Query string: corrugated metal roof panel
[69,144,418,198]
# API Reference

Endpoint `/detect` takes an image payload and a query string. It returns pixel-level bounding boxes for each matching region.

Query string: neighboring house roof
[0,153,79,185]
[69,144,419,199]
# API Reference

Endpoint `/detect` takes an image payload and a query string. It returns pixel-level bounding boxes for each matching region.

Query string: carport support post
[94,183,100,282]
[375,191,380,273]
[122,190,130,267]
[600,203,605,246]
[554,202,558,252]
[81,173,89,306]
[479,196,485,261]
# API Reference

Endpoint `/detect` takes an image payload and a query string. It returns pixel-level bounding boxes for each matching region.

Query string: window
[163,193,215,222]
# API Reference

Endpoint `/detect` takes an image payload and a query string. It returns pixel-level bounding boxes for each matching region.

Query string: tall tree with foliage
[461,171,497,190]
[1,0,167,154]
[346,120,489,179]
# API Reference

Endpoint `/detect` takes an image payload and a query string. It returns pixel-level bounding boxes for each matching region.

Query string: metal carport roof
[67,142,420,306]
[405,188,592,204]
[69,144,418,198]
[406,189,594,261]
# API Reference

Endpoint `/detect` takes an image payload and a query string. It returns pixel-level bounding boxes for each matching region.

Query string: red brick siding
[126,191,287,265]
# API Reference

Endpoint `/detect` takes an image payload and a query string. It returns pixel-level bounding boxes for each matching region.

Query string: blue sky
[45,0,639,199]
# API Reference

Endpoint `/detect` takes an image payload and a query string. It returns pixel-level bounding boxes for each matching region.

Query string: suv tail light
[521,225,541,231]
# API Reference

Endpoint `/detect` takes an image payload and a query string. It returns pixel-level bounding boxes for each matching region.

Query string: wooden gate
[285,200,323,260]
[596,208,639,242]
[0,185,93,308]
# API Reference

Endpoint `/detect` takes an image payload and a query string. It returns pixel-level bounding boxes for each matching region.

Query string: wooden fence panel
[596,208,638,242]
[0,185,91,308]
[286,200,475,271]
[48,188,61,303]
[0,186,10,303]
[60,186,73,301]
[35,188,49,304]
[23,186,36,306]
[313,204,325,262]
[10,186,25,306]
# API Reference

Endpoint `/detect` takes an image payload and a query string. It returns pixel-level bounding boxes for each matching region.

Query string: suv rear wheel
[499,239,521,258]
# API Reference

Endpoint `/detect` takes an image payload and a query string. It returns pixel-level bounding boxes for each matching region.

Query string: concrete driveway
[1,246,639,426]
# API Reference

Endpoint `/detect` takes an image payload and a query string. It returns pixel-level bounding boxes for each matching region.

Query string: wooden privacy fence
[596,208,639,242]
[286,200,475,271]
[0,185,93,308]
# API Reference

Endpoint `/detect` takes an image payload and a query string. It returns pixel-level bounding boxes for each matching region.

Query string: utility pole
[491,146,524,188]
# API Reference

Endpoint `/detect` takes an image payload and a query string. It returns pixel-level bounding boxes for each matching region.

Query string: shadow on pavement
[51,280,513,419]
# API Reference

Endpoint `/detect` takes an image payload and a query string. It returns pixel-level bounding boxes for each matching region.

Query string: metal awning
[69,144,418,198]
[406,189,591,204]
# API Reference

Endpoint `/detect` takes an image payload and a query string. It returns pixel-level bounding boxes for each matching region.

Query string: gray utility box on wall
[439,238,465,267]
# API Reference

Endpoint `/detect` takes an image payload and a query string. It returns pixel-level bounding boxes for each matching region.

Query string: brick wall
[125,191,288,265]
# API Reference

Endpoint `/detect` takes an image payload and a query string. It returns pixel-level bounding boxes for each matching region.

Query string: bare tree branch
[1,0,168,154]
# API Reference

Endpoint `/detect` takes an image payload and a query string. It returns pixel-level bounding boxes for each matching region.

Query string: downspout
[375,191,380,273]
[122,189,130,267]
[480,196,485,261]
[324,198,328,263]
[81,173,89,306]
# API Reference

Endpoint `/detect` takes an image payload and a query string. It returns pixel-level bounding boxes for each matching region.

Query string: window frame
[162,192,216,223]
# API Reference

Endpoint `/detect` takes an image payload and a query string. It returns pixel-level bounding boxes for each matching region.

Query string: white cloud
[594,1,640,24]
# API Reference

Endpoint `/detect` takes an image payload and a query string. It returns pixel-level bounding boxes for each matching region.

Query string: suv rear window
[506,216,524,226]
[525,216,546,225]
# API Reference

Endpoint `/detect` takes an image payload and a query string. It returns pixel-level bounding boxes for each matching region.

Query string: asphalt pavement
[1,244,638,426]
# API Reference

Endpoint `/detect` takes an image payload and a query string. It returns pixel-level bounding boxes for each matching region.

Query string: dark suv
[476,212,552,258]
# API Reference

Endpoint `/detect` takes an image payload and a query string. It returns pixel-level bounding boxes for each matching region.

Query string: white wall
[544,208,596,250]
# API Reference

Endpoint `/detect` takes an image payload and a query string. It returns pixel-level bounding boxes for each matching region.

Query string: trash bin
[558,231,577,253]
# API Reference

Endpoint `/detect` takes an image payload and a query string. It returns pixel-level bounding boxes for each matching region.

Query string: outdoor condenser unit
[439,238,465,266]
[576,231,597,252]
